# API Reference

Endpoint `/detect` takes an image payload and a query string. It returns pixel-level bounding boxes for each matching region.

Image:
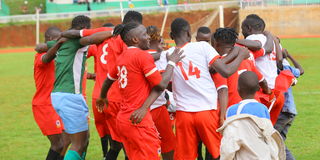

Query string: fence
[0,1,238,23]
[240,0,320,8]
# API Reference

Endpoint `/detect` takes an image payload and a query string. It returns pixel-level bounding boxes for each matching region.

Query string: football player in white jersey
[142,18,248,160]
[241,14,285,125]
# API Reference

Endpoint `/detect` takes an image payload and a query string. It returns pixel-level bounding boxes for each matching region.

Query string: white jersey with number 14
[160,42,220,112]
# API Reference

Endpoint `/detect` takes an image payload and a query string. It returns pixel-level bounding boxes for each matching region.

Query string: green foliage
[0,38,319,159]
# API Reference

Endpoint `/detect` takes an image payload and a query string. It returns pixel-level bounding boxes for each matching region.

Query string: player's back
[33,52,55,106]
[166,42,220,112]
[227,57,262,106]
[106,35,127,102]
[246,34,277,89]
[88,40,110,99]
[108,47,161,126]
[53,39,88,94]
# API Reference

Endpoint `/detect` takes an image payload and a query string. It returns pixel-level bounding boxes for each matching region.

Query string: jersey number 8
[118,66,128,88]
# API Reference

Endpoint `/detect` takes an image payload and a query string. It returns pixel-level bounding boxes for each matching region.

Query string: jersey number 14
[177,61,201,80]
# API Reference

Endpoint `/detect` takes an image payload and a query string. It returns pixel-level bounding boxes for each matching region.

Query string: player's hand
[58,37,68,44]
[130,107,148,125]
[167,47,185,64]
[237,46,250,60]
[87,73,96,80]
[263,30,272,36]
[263,87,272,95]
[219,116,225,127]
[96,98,108,113]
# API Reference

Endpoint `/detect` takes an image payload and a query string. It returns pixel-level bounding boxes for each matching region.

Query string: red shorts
[92,98,110,138]
[117,120,161,160]
[174,110,221,159]
[32,105,64,136]
[257,90,285,125]
[105,101,121,142]
[268,90,285,125]
[150,106,176,153]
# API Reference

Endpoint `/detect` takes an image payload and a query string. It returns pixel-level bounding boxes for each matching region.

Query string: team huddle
[32,10,304,160]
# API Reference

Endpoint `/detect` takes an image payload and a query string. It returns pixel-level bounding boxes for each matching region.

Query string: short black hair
[103,23,114,27]
[243,14,265,31]
[197,26,211,34]
[213,27,238,45]
[71,15,91,29]
[45,26,61,40]
[113,22,140,45]
[171,18,190,38]
[238,71,260,96]
[123,11,143,24]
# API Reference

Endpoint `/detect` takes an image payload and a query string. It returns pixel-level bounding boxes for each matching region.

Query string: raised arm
[130,48,185,124]
[236,39,262,51]
[42,38,67,63]
[263,31,274,54]
[274,36,283,70]
[284,49,304,75]
[210,46,249,78]
[61,30,81,38]
[80,31,113,46]
[35,43,48,53]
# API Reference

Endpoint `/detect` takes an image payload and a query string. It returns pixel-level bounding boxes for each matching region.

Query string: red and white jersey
[246,34,277,89]
[32,52,55,106]
[107,35,127,102]
[160,42,220,112]
[108,47,162,126]
[148,50,167,110]
[87,40,110,99]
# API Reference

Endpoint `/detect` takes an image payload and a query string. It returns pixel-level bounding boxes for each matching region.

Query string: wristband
[168,61,176,67]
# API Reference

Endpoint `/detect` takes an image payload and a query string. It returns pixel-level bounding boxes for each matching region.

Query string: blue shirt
[226,99,270,119]
[281,60,300,115]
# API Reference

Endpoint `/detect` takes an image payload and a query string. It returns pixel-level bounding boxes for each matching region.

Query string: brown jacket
[217,114,286,160]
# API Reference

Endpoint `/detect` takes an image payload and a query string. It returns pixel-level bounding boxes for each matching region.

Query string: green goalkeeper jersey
[47,39,88,94]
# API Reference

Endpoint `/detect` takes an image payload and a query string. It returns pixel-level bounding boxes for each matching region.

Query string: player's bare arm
[130,48,185,124]
[263,31,274,54]
[283,48,304,75]
[42,37,68,63]
[151,52,161,61]
[218,88,228,126]
[274,36,284,70]
[35,43,48,53]
[86,72,96,80]
[259,79,272,94]
[80,31,113,46]
[236,39,262,51]
[210,46,250,78]
[96,78,115,113]
[209,49,239,75]
[61,29,81,38]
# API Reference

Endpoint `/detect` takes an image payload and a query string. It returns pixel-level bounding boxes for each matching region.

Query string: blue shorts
[51,92,89,134]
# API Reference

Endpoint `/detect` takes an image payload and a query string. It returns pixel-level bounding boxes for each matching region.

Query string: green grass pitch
[0,38,319,159]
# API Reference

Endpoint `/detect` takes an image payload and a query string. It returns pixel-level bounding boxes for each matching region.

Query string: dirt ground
[0,8,239,48]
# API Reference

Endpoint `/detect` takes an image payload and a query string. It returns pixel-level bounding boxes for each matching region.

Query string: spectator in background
[21,0,29,14]
[128,0,135,8]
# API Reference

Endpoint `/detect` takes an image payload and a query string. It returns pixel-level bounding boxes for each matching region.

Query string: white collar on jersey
[239,99,258,104]
[127,46,138,49]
